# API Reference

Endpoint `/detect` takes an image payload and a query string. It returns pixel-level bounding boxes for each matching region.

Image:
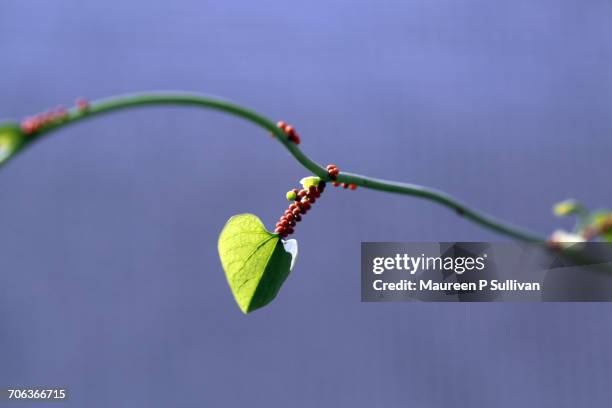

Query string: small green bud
[286,190,297,201]
[299,176,321,189]
[553,199,580,217]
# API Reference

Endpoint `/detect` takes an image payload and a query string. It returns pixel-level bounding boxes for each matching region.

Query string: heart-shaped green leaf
[218,214,297,313]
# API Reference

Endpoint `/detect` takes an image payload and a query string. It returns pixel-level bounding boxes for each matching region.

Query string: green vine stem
[2,92,543,242]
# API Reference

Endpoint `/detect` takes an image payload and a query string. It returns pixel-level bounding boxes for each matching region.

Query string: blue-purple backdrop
[1,1,611,406]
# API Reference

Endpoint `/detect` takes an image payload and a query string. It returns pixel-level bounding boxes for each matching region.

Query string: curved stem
[15,91,543,242]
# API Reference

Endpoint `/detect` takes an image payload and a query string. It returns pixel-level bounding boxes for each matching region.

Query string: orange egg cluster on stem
[20,98,90,136]
[274,182,325,239]
[327,164,357,190]
[276,120,301,144]
[21,106,69,135]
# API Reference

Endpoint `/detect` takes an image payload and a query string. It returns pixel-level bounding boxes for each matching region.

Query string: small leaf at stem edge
[0,123,25,165]
[590,211,612,242]
[300,176,321,189]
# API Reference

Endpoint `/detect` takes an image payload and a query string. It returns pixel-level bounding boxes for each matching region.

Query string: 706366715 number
[4,388,68,401]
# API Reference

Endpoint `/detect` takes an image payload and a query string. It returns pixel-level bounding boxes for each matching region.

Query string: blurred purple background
[1,1,611,406]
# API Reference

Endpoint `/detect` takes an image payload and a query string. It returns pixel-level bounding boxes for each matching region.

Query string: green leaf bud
[299,176,321,189]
